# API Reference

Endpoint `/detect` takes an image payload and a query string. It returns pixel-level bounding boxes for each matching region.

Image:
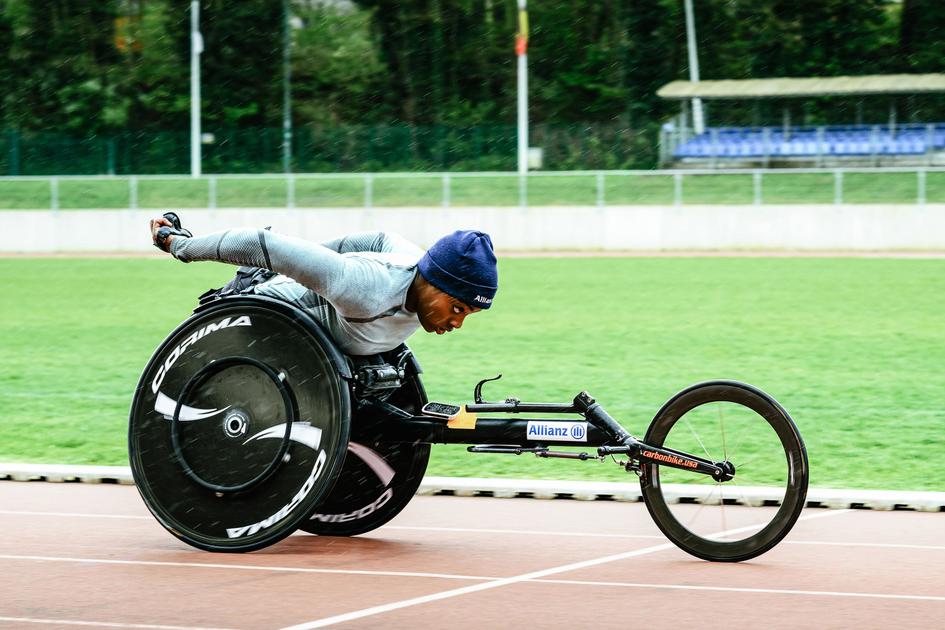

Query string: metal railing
[1,167,943,211]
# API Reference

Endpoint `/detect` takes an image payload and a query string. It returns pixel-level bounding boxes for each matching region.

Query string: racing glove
[154,211,193,252]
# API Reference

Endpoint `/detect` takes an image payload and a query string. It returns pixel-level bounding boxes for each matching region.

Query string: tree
[4,0,125,133]
[121,0,189,129]
[199,0,282,128]
[123,0,285,130]
[290,1,387,125]
[0,3,14,126]
[352,0,515,125]
[621,0,677,125]
[899,0,945,72]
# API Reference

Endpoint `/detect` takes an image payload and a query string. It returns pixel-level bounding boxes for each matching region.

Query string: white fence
[3,204,943,253]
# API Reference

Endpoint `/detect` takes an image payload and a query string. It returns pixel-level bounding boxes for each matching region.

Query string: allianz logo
[526,421,588,442]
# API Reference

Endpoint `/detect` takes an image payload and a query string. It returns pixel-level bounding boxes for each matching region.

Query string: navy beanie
[418,230,498,308]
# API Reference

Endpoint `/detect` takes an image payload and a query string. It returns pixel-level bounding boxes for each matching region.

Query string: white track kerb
[1,464,944,512]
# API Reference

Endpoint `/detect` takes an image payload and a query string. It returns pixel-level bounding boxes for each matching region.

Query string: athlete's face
[417,286,481,335]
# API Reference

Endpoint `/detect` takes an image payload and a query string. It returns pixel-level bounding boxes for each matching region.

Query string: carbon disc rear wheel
[300,373,430,536]
[640,381,809,562]
[129,297,351,552]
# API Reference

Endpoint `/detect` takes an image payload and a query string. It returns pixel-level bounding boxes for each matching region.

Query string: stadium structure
[658,74,945,168]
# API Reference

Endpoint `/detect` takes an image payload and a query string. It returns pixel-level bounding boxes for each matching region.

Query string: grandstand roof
[657,74,945,100]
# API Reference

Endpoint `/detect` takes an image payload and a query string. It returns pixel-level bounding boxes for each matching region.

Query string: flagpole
[190,1,203,177]
[282,0,292,174]
[683,0,705,134]
[516,0,528,176]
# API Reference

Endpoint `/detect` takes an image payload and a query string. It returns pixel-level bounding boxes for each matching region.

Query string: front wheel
[640,381,809,562]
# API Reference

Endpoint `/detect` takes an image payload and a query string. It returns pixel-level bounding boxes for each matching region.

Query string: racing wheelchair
[129,293,809,562]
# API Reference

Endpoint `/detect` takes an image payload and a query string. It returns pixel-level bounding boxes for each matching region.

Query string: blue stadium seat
[672,122,943,160]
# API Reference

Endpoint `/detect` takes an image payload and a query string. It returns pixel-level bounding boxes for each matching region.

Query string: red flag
[515,8,529,56]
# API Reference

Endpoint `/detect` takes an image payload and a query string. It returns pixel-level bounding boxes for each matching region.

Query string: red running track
[0,481,942,629]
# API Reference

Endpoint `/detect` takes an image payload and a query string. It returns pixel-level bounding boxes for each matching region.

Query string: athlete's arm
[169,228,386,313]
[321,231,423,258]
[320,232,390,254]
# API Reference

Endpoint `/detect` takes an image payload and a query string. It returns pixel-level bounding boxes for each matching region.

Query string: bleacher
[656,74,945,166]
[673,123,945,160]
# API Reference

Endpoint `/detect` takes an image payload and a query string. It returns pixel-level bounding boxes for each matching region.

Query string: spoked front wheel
[640,381,809,562]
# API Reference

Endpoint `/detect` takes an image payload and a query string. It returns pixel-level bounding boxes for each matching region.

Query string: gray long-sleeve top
[171,229,424,355]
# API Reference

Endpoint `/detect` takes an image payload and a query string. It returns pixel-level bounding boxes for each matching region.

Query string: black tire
[640,381,808,562]
[300,371,430,536]
[129,296,352,552]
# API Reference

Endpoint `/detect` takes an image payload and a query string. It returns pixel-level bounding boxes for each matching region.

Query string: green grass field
[1,256,943,491]
[2,170,944,209]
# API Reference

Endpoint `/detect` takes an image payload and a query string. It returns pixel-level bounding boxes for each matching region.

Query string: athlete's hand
[150,217,176,252]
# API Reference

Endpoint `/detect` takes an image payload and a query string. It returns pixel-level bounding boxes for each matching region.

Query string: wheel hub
[223,409,249,438]
[714,460,736,482]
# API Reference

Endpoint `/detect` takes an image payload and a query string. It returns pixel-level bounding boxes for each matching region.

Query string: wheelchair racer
[149,217,498,356]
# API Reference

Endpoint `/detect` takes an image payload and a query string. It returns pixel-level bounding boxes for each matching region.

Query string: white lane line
[277,509,854,630]
[12,508,943,551]
[529,578,945,602]
[0,511,662,538]
[0,555,497,582]
[0,617,237,630]
[0,510,149,520]
[277,541,677,630]
[795,508,854,522]
[385,525,663,540]
[787,540,945,551]
[388,527,945,550]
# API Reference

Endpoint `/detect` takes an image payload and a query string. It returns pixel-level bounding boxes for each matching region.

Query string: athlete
[149,215,498,356]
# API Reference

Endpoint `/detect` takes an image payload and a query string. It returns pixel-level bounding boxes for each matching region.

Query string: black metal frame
[355,376,735,483]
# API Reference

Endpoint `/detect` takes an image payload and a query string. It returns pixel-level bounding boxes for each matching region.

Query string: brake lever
[473,374,503,404]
